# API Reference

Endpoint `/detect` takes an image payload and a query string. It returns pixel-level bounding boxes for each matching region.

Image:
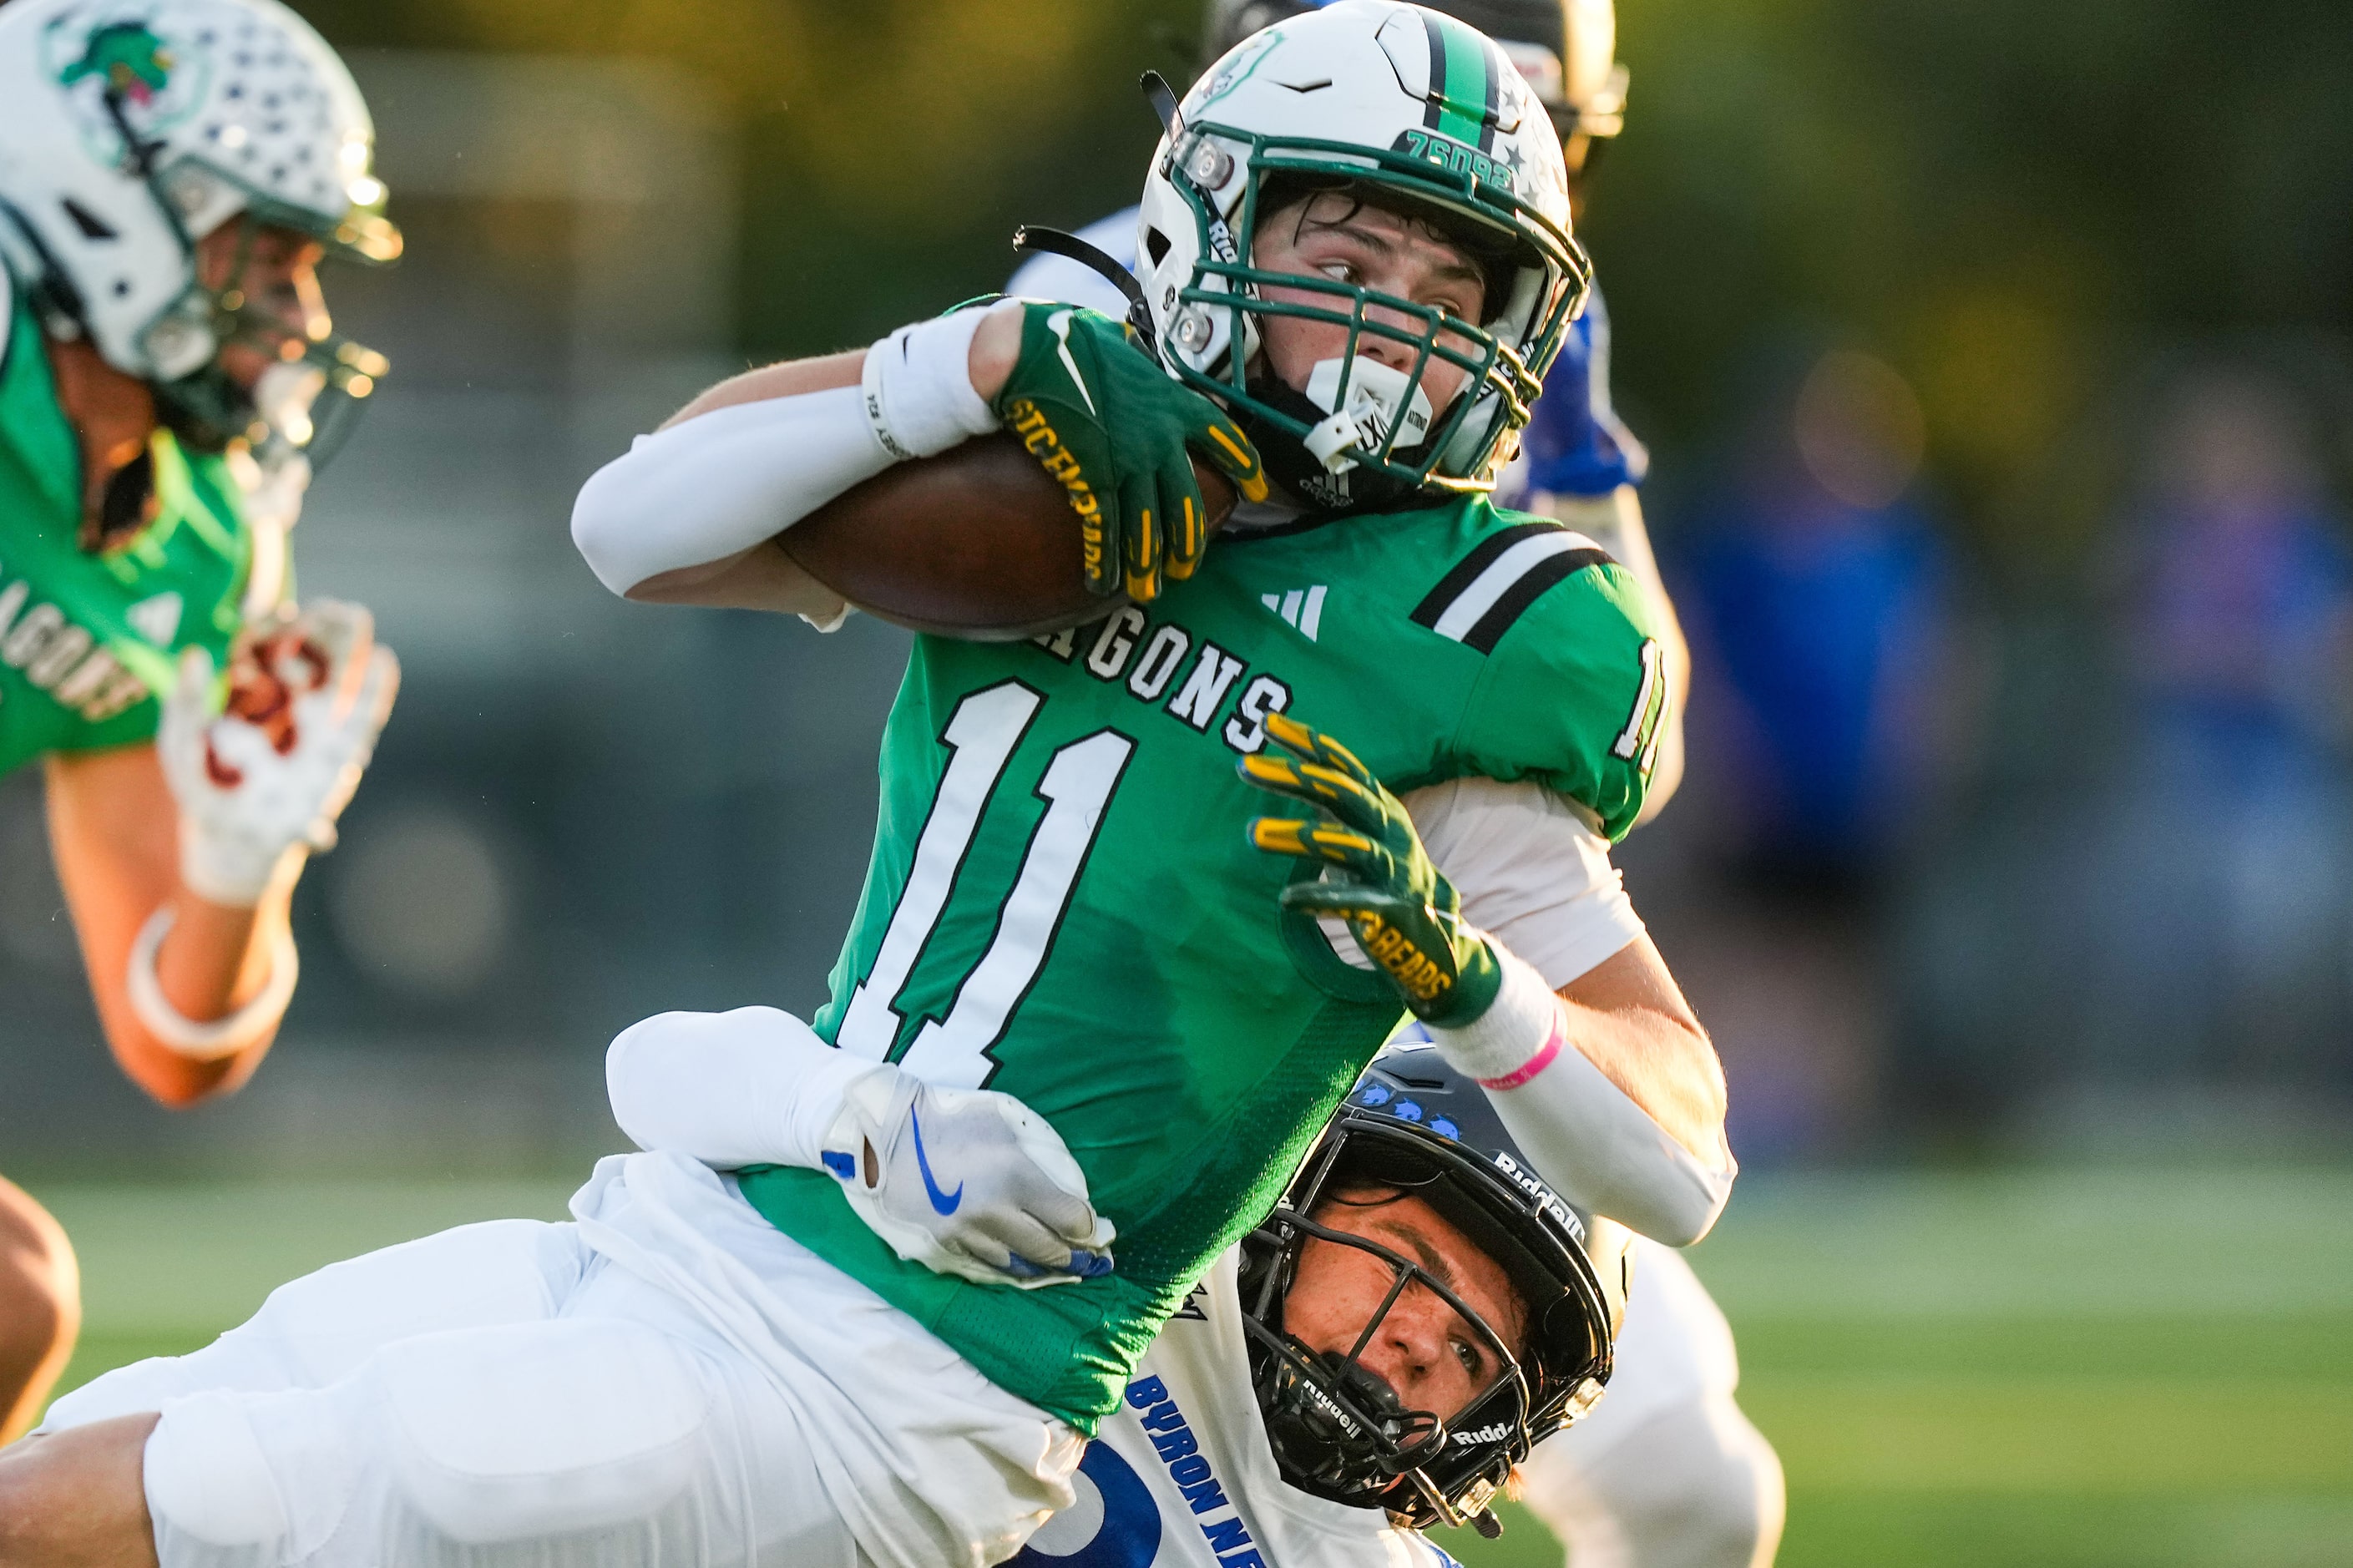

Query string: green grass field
[29,1166,2353,1567]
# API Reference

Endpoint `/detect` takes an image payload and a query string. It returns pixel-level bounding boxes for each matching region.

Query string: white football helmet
[0,0,397,461]
[1138,0,1590,510]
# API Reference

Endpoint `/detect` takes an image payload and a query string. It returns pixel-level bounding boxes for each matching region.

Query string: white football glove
[822,1067,1116,1289]
[158,599,399,908]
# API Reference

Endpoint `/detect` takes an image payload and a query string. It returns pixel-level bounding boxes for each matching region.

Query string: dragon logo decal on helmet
[1237,1034,1618,1535]
[1137,0,1591,513]
[55,22,183,112]
[0,0,399,470]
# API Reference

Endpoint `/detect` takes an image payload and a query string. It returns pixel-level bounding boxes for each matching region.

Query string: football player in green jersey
[1018,8,1780,1560]
[0,0,400,1439]
[3,6,1730,1564]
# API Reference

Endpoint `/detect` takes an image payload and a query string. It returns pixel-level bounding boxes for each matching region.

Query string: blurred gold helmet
[1203,0,1627,144]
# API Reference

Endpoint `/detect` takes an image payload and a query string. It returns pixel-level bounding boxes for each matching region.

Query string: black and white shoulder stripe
[1409,524,1614,655]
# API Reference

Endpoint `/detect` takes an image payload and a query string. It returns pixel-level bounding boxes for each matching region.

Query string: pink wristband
[1475,1023,1565,1091]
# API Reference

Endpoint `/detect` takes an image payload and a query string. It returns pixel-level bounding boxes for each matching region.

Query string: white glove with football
[822,1066,1117,1289]
[158,599,399,908]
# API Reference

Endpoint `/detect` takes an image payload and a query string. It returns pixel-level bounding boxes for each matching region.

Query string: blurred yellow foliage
[417,0,1116,219]
[1913,291,2077,493]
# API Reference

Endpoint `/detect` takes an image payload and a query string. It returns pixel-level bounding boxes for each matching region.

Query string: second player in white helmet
[0,0,397,464]
[0,0,402,1439]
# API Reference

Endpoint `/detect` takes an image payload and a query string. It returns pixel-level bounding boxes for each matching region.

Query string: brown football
[780,432,1237,640]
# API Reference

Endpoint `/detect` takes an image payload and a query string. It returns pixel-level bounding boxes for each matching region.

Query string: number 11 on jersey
[835,681,1135,1088]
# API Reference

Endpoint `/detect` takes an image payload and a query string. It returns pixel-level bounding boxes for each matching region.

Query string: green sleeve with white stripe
[1450,557,1666,843]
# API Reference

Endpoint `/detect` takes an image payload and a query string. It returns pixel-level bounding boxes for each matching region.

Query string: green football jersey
[0,264,255,778]
[739,498,1669,1429]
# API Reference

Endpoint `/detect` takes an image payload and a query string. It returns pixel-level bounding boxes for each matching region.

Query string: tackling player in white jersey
[606,1012,1631,1568]
[1010,3,1779,1562]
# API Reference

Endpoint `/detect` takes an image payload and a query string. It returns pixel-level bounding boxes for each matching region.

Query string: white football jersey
[1011,1248,1460,1568]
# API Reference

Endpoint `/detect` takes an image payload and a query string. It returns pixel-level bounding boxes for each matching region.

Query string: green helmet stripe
[1423,13,1500,152]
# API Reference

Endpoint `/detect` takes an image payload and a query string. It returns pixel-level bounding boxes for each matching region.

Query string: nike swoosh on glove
[991,301,1265,603]
[822,1066,1117,1289]
[158,599,400,907]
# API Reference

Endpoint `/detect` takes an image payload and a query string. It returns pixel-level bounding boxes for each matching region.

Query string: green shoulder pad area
[1436,522,1668,842]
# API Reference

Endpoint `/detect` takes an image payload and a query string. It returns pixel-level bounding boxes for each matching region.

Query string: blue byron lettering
[1150,1425,1199,1463]
[1202,1519,1252,1554]
[1178,1472,1229,1515]
[1137,1401,1187,1434]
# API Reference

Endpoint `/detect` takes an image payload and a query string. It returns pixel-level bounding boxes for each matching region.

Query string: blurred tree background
[297,0,1208,352]
[284,0,2353,545]
[1598,0,2353,570]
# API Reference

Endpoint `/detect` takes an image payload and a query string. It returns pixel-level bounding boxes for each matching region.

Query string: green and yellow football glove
[991,302,1266,603]
[1239,713,1504,1028]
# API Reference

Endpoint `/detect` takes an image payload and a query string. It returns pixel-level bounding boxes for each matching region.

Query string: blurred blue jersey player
[1010,4,1774,1564]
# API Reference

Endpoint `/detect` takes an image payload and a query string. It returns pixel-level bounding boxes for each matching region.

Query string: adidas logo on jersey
[127,591,182,646]
[1260,584,1327,641]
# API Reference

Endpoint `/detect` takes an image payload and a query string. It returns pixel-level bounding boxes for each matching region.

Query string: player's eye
[1451,1337,1485,1379]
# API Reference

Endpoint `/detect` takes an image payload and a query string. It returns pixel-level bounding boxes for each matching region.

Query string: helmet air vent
[62,199,117,241]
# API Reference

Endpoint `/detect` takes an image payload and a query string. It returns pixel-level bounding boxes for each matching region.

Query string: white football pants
[1518,1242,1785,1568]
[42,1152,1082,1568]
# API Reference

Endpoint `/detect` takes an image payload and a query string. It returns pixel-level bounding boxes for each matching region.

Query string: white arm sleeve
[1405,776,1646,988]
[569,386,893,599]
[1407,778,1733,1245]
[1485,993,1737,1247]
[605,1005,882,1171]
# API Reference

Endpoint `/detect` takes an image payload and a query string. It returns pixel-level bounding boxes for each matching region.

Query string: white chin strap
[1301,356,1436,474]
